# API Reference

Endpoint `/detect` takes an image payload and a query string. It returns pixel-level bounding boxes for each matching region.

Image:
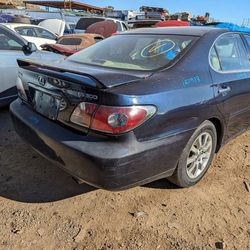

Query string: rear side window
[210,33,250,72]
[210,47,221,71]
[58,38,82,45]
[116,22,122,32]
[15,26,36,37]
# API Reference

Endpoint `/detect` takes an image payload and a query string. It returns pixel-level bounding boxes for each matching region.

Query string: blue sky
[82,0,250,25]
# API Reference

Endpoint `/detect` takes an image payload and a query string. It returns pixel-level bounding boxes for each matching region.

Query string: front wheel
[168,120,217,187]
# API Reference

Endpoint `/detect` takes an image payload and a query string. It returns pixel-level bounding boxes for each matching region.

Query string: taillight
[70,102,156,134]
[16,76,27,101]
[70,102,98,127]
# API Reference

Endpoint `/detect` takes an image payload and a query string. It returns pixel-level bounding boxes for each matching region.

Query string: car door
[32,27,57,49]
[0,28,25,101]
[14,26,38,45]
[0,27,41,101]
[209,33,250,140]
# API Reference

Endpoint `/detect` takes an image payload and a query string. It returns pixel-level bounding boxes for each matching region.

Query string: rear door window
[15,26,36,37]
[35,27,57,40]
[211,33,250,72]
[116,22,122,32]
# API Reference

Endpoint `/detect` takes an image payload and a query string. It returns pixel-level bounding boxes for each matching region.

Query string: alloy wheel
[186,132,213,179]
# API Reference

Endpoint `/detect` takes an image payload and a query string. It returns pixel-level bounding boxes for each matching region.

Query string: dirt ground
[0,108,249,250]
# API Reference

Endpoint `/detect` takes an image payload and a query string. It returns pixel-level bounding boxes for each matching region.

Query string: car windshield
[69,34,196,71]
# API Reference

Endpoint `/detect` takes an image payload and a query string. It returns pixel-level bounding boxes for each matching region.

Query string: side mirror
[23,42,37,54]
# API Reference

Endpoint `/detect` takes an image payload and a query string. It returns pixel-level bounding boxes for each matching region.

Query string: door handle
[218,86,231,96]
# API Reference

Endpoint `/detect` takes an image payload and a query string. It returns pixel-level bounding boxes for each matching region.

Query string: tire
[168,120,217,187]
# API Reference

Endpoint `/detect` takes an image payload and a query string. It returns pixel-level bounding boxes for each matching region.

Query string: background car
[2,23,58,49]
[85,20,119,38]
[0,14,13,23]
[75,17,128,34]
[127,19,161,29]
[10,27,250,190]
[0,24,63,107]
[32,19,75,35]
[155,20,190,27]
[41,33,104,56]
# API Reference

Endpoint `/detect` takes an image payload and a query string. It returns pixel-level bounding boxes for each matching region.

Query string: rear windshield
[69,34,196,71]
[58,38,82,45]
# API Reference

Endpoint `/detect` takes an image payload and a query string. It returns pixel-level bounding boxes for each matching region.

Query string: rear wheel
[168,120,217,187]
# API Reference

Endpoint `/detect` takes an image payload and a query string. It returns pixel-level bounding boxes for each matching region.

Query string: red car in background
[155,20,190,27]
[41,33,104,56]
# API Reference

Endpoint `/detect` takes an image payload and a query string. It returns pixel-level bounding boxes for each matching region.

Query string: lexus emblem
[38,75,46,86]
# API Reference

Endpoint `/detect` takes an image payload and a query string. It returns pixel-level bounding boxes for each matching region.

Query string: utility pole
[63,0,72,10]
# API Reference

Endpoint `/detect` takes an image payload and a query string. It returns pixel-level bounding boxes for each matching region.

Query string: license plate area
[34,90,61,120]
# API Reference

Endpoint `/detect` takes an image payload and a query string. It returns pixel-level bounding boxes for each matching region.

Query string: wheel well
[208,118,223,152]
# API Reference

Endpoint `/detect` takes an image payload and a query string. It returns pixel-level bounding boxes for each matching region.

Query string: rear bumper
[0,95,17,108]
[10,99,194,190]
[0,86,17,108]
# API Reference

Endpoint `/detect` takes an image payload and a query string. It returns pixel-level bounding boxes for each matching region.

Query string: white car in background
[2,23,58,49]
[0,24,63,107]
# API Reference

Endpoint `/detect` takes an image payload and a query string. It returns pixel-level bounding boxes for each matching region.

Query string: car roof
[123,27,227,36]
[78,16,123,23]
[60,33,104,39]
[2,23,38,28]
[2,23,57,35]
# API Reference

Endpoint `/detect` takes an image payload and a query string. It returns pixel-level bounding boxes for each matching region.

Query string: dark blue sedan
[10,27,250,190]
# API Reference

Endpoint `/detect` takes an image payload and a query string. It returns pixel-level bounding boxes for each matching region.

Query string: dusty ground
[0,108,249,250]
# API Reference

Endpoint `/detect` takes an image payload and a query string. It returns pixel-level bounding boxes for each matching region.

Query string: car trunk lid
[17,58,150,88]
[39,19,65,37]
